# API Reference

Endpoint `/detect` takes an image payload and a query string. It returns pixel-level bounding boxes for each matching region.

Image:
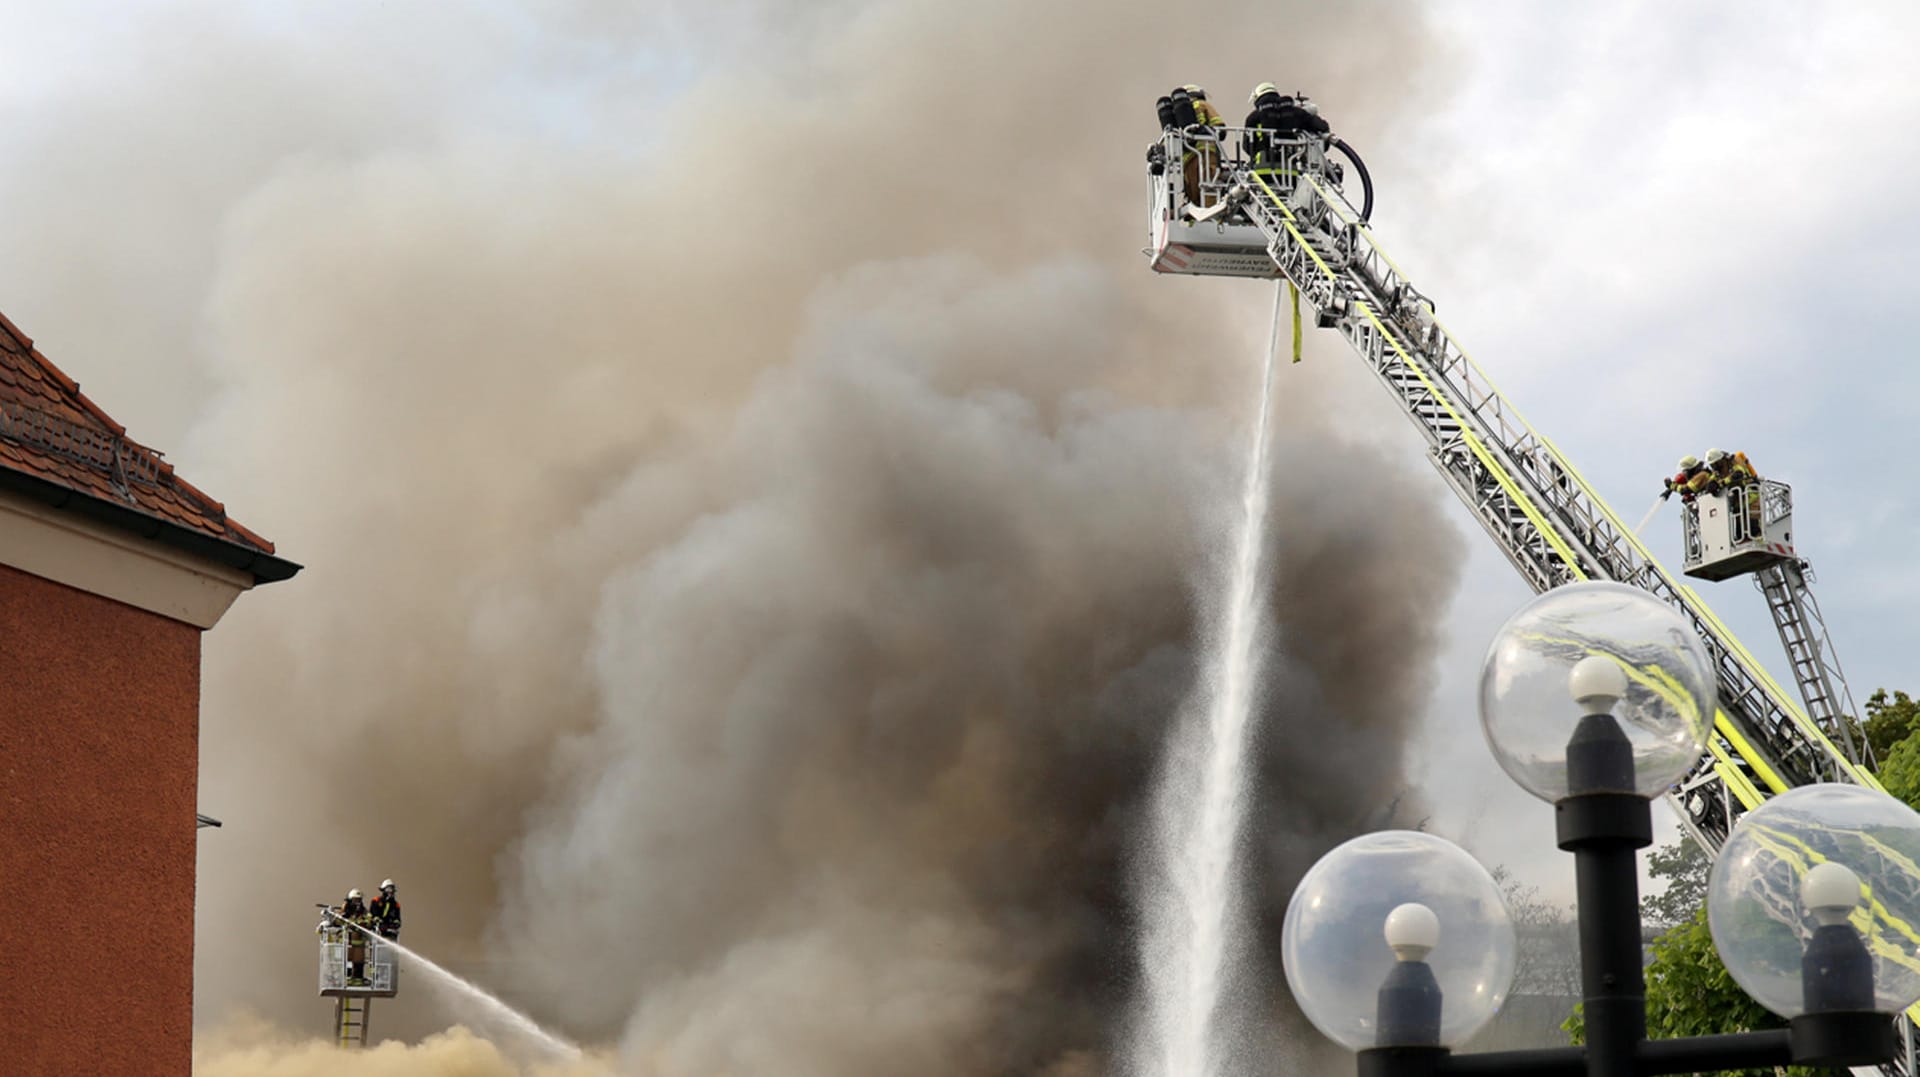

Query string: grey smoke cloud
[3,0,1463,1072]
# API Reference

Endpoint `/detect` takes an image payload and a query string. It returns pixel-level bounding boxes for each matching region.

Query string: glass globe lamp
[1282,831,1516,1050]
[1478,581,1715,801]
[1708,784,1920,1018]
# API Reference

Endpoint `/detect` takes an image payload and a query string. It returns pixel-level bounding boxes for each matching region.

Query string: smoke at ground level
[194,1018,605,1077]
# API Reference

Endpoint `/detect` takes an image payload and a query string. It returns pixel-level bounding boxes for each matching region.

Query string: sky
[3,1,1919,1071]
[1375,2,1920,889]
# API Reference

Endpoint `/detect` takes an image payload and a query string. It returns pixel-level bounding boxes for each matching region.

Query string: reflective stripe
[1321,165,1862,791]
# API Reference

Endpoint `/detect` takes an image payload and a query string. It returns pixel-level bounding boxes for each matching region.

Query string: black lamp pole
[1354,707,1896,1077]
[1558,708,1652,1077]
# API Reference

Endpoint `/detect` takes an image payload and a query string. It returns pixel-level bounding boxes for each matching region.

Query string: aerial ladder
[315,907,399,1048]
[1682,479,1867,766]
[1145,119,1905,1070]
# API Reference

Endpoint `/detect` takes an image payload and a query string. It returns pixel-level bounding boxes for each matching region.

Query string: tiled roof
[0,309,284,565]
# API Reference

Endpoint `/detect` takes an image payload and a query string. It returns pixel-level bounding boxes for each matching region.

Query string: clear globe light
[1282,831,1516,1050]
[1708,784,1920,1017]
[1478,581,1714,801]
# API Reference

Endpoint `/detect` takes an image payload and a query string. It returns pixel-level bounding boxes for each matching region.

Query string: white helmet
[1705,448,1728,466]
[1678,454,1701,470]
[347,888,363,900]
[380,879,395,891]
[1249,81,1278,104]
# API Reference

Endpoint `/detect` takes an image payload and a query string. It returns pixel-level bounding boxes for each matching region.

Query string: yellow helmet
[1249,81,1278,104]
[1183,84,1204,97]
[1678,455,1701,471]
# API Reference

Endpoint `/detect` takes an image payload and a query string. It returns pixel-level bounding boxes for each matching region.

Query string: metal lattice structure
[1756,558,1867,766]
[317,929,399,1048]
[1145,125,1913,1072]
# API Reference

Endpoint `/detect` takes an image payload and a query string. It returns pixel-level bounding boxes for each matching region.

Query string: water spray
[325,914,586,1062]
[1633,496,1665,537]
[1138,307,1286,1076]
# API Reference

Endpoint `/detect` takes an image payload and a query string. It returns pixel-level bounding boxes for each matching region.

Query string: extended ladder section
[1757,559,1866,765]
[1146,126,1914,1072]
[1151,128,1870,840]
[335,996,371,1048]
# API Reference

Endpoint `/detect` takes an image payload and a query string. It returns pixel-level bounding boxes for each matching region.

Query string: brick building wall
[0,561,203,1075]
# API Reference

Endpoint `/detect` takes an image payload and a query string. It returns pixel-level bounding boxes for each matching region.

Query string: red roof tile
[0,310,279,560]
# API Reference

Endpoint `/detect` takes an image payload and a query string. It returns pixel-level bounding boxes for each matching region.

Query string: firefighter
[1185,84,1225,128]
[1241,82,1332,182]
[1661,455,1707,503]
[1180,85,1225,207]
[1706,448,1758,489]
[339,888,373,985]
[370,879,402,942]
[1706,448,1762,536]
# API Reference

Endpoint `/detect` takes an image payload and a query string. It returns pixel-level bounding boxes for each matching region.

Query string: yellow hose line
[1290,282,1303,363]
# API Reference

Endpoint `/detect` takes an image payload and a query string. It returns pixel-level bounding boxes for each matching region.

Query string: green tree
[1863,688,1920,765]
[1558,688,1920,1074]
[1640,840,1710,927]
[1491,864,1579,1001]
[1877,734,1920,811]
[1564,909,1842,1076]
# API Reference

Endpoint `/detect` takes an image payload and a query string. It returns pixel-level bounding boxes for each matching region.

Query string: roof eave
[0,466,301,585]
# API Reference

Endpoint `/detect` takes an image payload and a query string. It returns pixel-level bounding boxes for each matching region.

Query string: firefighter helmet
[347,888,363,900]
[1249,81,1278,104]
[1706,448,1728,466]
[380,879,395,892]
[1678,455,1701,470]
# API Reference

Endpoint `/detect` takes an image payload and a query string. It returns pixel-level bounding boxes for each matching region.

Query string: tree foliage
[1879,734,1920,811]
[1858,688,1920,812]
[1564,909,1842,1076]
[1864,688,1920,766]
[1640,840,1710,927]
[1569,686,1920,1075]
[1491,864,1580,1000]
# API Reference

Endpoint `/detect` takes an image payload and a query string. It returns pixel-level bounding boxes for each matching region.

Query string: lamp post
[1282,581,1920,1076]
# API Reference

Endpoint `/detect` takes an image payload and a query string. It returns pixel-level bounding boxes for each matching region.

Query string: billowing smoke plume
[0,0,1464,1072]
